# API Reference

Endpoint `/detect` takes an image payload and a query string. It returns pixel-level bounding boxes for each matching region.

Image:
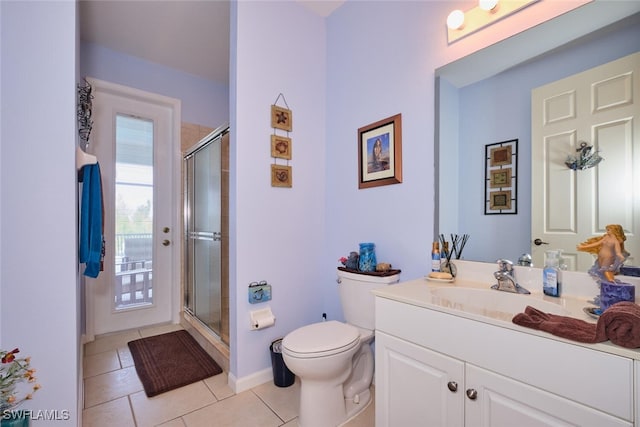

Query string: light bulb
[479,0,499,11]
[446,10,465,30]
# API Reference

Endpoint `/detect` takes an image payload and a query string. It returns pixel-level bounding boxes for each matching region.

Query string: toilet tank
[337,269,400,330]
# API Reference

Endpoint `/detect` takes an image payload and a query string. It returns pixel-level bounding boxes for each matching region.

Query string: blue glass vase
[1,410,30,427]
[358,243,377,272]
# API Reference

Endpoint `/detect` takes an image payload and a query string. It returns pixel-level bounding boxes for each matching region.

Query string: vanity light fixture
[447,0,539,44]
[478,0,499,12]
[446,10,465,30]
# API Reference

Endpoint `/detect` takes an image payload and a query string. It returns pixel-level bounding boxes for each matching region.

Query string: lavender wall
[230,1,327,382]
[1,2,79,424]
[456,17,640,263]
[80,42,229,128]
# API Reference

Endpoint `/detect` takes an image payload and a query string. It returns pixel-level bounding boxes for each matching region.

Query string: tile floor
[82,324,375,427]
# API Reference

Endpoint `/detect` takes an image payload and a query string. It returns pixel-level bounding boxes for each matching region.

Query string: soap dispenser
[431,241,441,272]
[543,250,562,297]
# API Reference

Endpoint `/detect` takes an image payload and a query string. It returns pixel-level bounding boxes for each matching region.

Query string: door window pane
[114,115,154,309]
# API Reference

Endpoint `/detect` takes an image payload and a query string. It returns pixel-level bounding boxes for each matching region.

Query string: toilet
[282,269,400,427]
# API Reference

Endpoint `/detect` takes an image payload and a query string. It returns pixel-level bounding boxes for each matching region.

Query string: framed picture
[271,105,292,132]
[489,167,511,188]
[358,113,402,189]
[489,190,512,210]
[489,144,512,166]
[271,135,292,160]
[271,164,292,187]
[485,139,517,214]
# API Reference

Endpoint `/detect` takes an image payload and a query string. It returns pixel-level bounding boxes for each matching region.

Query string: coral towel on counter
[513,302,640,349]
[79,163,104,278]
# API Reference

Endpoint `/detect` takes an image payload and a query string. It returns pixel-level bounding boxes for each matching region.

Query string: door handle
[534,238,549,246]
[162,239,171,246]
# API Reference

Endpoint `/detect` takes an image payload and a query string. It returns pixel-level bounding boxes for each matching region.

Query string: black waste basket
[270,338,295,387]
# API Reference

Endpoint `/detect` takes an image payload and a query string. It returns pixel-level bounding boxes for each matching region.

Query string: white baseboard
[228,367,273,393]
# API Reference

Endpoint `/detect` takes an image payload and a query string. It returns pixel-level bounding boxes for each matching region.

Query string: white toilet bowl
[282,320,373,427]
[282,269,400,427]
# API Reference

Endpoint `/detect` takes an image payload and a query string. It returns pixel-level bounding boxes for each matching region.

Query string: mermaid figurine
[577,224,629,283]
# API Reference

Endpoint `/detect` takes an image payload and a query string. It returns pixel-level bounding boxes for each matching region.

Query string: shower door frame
[183,125,230,345]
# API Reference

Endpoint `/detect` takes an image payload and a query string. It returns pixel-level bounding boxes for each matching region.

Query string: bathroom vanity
[373,261,640,427]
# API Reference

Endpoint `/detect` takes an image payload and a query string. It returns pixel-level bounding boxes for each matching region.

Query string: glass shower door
[184,136,222,336]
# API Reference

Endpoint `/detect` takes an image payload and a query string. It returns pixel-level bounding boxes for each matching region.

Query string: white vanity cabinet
[375,296,634,427]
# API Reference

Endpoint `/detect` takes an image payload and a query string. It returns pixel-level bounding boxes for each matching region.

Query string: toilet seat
[283,320,360,359]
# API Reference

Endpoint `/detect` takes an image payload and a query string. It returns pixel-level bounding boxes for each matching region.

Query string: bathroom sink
[429,286,569,321]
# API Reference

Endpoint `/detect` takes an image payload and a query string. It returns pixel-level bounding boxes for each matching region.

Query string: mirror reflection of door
[531,52,639,270]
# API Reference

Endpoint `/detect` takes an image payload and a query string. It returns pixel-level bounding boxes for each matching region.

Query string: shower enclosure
[183,126,229,345]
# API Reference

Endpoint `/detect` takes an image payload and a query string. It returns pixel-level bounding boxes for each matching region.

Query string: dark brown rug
[128,330,222,397]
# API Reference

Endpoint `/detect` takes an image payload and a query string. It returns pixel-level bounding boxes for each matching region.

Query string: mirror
[435,4,640,269]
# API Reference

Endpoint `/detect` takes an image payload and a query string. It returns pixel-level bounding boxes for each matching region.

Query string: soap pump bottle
[431,241,441,272]
[543,250,562,297]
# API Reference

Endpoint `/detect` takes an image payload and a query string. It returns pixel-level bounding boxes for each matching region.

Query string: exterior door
[531,52,639,270]
[85,78,180,336]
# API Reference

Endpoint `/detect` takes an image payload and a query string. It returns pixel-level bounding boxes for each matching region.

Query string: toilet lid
[283,320,360,358]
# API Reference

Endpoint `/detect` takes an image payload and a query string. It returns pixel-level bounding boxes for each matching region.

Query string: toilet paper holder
[248,280,272,304]
[250,307,276,330]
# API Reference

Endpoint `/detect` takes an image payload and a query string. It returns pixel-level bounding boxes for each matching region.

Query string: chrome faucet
[517,253,533,267]
[491,259,530,294]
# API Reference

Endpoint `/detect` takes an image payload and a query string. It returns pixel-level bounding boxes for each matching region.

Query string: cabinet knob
[162,239,171,246]
[466,388,478,400]
[447,381,458,392]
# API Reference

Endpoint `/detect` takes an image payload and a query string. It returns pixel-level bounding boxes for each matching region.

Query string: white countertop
[373,274,640,361]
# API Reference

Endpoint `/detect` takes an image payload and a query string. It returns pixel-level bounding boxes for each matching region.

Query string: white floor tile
[83,349,120,378]
[182,391,282,427]
[84,366,143,408]
[251,378,300,423]
[82,327,375,426]
[129,381,217,427]
[82,396,136,427]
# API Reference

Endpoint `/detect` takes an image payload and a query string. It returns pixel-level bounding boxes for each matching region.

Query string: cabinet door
[465,364,632,427]
[375,331,464,427]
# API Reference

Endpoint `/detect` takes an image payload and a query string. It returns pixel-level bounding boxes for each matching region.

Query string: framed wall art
[484,139,517,215]
[358,113,402,189]
[271,105,292,132]
[271,164,292,188]
[271,135,292,160]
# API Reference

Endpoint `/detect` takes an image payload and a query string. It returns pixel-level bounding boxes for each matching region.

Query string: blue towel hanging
[79,163,104,278]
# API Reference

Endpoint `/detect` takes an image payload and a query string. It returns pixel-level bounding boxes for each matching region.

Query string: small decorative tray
[425,276,455,283]
[337,267,402,277]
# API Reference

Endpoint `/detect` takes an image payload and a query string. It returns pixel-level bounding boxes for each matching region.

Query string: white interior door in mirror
[532,52,639,271]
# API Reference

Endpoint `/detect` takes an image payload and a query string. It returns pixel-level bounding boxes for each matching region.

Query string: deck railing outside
[115,233,153,309]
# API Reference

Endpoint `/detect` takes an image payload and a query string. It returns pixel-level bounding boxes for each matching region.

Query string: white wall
[0,1,79,425]
[230,1,327,384]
